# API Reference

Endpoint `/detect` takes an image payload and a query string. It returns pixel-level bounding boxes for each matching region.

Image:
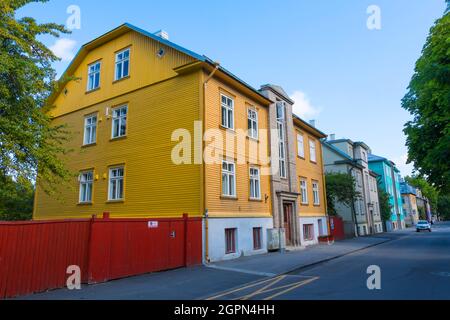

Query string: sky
[17,0,447,177]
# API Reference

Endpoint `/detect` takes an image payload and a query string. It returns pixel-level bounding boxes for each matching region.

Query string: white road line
[204,264,277,277]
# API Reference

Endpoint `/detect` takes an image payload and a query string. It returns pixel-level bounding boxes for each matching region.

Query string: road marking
[204,264,277,277]
[263,277,319,300]
[206,276,281,300]
[237,275,286,300]
[206,275,319,300]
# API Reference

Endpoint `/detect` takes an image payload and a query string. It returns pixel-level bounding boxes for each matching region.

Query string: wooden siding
[294,127,327,217]
[51,31,195,118]
[34,71,202,220]
[203,75,272,218]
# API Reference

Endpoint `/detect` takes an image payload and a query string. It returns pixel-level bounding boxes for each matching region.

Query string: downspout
[319,141,330,236]
[202,62,220,264]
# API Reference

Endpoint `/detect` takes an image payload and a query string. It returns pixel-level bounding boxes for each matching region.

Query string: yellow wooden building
[33,23,273,262]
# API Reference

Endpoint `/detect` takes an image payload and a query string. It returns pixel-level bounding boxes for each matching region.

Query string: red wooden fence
[0,215,202,299]
[329,216,345,240]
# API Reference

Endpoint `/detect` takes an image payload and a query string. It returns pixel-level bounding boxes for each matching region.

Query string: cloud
[49,38,77,62]
[290,90,321,120]
[392,154,414,177]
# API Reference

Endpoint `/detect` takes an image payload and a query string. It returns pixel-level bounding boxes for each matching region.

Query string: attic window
[157,48,165,58]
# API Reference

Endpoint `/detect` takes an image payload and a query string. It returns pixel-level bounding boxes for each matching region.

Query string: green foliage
[377,188,392,222]
[0,176,34,221]
[405,175,439,211]
[0,0,73,208]
[401,11,450,194]
[437,194,450,220]
[325,172,361,216]
[417,206,427,220]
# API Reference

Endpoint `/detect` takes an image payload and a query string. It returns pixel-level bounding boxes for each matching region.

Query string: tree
[0,0,73,211]
[325,172,361,216]
[437,194,450,220]
[401,8,450,194]
[0,175,34,221]
[405,175,439,212]
[378,188,392,224]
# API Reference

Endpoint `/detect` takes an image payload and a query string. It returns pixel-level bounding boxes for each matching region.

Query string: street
[22,222,450,300]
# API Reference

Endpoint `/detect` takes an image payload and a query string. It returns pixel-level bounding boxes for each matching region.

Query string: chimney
[154,30,169,40]
[330,134,336,141]
[309,120,316,127]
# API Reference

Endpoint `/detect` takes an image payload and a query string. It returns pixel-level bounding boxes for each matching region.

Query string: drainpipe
[202,62,220,264]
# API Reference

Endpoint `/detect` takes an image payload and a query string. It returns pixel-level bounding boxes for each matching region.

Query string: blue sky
[18,0,447,176]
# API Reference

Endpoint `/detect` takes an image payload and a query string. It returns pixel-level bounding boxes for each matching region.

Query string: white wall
[206,217,273,262]
[299,216,327,246]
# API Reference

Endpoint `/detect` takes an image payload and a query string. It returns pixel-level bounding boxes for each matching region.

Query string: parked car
[416,220,432,232]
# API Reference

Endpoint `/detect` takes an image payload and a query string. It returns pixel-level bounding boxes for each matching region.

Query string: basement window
[225,228,237,254]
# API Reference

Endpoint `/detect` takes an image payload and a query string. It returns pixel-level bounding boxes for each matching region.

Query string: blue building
[368,154,405,231]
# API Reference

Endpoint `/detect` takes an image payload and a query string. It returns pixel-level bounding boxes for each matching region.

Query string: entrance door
[283,203,294,246]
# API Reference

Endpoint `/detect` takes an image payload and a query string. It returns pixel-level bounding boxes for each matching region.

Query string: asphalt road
[22,222,450,300]
[208,221,450,300]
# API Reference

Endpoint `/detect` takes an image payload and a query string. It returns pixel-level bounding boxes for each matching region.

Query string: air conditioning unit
[267,228,286,251]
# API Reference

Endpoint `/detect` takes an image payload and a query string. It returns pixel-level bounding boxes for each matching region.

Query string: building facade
[258,85,300,247]
[293,116,328,246]
[34,23,274,263]
[322,139,382,237]
[368,155,405,230]
[400,181,419,226]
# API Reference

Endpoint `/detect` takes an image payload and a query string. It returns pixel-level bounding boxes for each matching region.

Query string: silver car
[416,220,432,232]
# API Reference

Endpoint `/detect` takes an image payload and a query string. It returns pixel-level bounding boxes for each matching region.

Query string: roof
[400,182,417,195]
[259,84,294,104]
[327,138,355,146]
[292,114,327,138]
[49,23,270,105]
[322,140,354,162]
[354,141,371,152]
[368,154,389,163]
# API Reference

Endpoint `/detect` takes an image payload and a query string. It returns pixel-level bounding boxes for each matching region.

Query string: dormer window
[87,61,101,91]
[115,48,130,81]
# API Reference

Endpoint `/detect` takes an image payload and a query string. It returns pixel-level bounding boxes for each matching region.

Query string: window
[300,178,308,204]
[247,108,258,139]
[309,139,317,162]
[112,105,127,138]
[83,115,97,145]
[303,224,314,241]
[253,227,262,250]
[297,134,305,158]
[312,180,320,205]
[225,228,237,254]
[108,167,124,201]
[222,160,236,197]
[362,151,367,162]
[249,167,261,200]
[87,61,101,91]
[115,48,130,81]
[79,171,93,203]
[356,171,362,187]
[276,102,286,178]
[221,94,234,129]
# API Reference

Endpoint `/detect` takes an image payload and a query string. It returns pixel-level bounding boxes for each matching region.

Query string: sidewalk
[206,234,395,277]
[20,231,408,300]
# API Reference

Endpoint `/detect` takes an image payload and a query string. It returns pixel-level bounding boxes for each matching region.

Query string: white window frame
[115,48,130,81]
[247,108,258,139]
[309,139,317,162]
[111,105,127,139]
[297,133,305,158]
[249,167,261,200]
[276,102,287,178]
[108,166,124,201]
[87,61,101,91]
[221,94,234,130]
[79,171,94,203]
[312,180,320,205]
[300,178,308,204]
[222,160,236,197]
[83,114,97,145]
